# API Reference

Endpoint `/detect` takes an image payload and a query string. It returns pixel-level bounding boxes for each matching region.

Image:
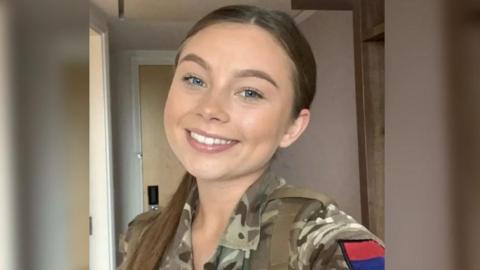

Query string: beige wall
[272,11,362,221]
[66,62,89,270]
[16,21,88,270]
[386,0,454,269]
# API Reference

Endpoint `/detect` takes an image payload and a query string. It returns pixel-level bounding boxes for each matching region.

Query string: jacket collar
[183,168,286,251]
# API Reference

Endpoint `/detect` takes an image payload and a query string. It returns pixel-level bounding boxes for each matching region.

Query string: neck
[192,166,268,233]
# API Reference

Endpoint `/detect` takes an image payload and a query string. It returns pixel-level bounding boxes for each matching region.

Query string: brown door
[138,65,185,211]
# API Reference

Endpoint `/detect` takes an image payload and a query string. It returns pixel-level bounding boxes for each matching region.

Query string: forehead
[178,23,293,76]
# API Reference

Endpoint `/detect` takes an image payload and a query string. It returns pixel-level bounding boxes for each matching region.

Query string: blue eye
[182,74,206,88]
[239,88,264,100]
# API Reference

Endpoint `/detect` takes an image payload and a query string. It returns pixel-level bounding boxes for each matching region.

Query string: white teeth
[205,137,214,145]
[190,131,234,145]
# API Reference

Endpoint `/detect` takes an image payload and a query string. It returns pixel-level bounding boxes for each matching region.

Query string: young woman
[119,5,384,270]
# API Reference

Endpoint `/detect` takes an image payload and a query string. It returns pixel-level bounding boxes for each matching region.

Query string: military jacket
[118,170,385,270]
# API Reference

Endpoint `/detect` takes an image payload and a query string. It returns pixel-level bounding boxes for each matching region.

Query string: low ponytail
[123,172,195,270]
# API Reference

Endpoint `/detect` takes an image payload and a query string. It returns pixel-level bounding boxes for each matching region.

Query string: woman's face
[164,22,309,182]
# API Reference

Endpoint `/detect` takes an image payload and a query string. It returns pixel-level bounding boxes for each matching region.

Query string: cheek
[163,88,184,131]
[163,93,174,127]
[239,108,287,144]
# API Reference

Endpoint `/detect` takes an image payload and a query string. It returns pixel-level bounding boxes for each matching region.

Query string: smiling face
[163,22,310,182]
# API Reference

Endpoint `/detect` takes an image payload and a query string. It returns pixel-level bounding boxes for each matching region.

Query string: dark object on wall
[147,185,159,211]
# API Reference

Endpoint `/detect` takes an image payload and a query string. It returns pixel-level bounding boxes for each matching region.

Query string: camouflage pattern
[118,208,161,268]
[118,169,384,269]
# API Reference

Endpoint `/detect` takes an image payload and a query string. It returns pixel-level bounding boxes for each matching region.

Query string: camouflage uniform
[118,170,384,269]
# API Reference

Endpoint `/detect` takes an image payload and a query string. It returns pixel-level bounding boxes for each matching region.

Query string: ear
[279,108,310,148]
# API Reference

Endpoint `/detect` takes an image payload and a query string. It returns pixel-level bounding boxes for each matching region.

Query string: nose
[195,91,230,123]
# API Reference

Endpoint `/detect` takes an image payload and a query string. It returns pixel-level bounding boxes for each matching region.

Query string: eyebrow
[178,53,212,72]
[178,53,279,89]
[233,69,278,89]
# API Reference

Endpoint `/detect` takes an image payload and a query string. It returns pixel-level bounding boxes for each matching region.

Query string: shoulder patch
[338,239,385,270]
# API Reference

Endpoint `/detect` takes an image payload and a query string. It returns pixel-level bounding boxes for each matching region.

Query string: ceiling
[90,0,310,51]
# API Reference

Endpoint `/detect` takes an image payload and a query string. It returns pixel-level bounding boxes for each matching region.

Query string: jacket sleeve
[311,239,385,270]
[116,210,162,269]
[293,201,384,270]
[118,232,128,268]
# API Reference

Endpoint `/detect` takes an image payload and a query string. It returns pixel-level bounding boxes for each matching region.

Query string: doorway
[138,65,185,211]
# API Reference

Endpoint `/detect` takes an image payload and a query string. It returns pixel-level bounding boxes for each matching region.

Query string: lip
[185,128,239,153]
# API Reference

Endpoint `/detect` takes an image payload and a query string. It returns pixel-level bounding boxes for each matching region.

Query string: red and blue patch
[339,239,385,270]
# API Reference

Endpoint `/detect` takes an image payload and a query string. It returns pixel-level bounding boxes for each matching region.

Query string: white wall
[272,11,361,221]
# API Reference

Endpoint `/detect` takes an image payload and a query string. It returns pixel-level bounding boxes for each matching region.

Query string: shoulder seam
[267,185,337,207]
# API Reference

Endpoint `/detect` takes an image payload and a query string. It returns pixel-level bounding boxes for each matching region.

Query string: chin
[186,167,226,182]
[183,158,241,181]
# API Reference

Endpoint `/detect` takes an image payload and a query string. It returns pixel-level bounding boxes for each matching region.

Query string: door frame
[130,50,177,213]
[90,7,115,270]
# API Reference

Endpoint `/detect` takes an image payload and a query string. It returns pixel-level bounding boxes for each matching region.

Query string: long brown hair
[123,5,317,269]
